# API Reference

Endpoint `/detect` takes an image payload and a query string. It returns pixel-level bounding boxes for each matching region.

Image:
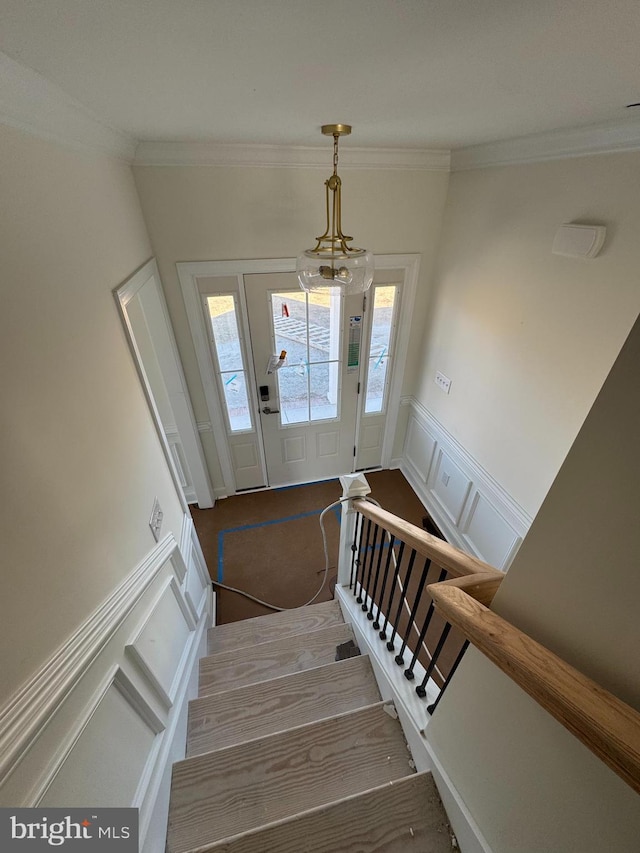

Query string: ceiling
[1,0,640,150]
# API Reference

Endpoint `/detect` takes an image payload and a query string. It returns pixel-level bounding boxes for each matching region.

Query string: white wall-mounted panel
[126,579,195,707]
[0,521,213,852]
[183,540,211,619]
[283,435,305,463]
[460,492,522,571]
[405,414,436,483]
[232,442,258,470]
[361,424,383,450]
[399,399,533,570]
[429,449,472,526]
[317,431,339,458]
[39,670,161,808]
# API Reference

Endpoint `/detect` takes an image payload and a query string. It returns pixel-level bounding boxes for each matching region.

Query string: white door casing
[355,270,405,471]
[177,256,421,496]
[115,258,214,508]
[195,273,267,491]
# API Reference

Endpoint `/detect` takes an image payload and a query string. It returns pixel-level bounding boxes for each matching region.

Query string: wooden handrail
[354,498,503,579]
[428,580,640,796]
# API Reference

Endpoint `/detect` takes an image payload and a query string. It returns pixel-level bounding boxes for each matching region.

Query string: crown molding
[451,119,640,171]
[133,140,451,171]
[0,51,136,161]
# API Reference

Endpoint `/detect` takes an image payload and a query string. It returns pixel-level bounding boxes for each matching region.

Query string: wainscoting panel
[38,668,163,808]
[0,514,213,853]
[460,491,524,570]
[428,448,472,526]
[399,399,533,570]
[126,578,196,709]
[181,517,212,620]
[404,412,437,483]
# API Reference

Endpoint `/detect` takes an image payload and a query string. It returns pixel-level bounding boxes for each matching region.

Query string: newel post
[336,473,371,588]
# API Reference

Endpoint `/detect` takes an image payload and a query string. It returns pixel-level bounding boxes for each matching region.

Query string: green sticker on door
[348,315,362,371]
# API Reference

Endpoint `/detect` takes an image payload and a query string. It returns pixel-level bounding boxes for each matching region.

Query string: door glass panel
[220,370,252,431]
[270,288,341,424]
[278,364,309,424]
[364,285,397,414]
[310,362,339,420]
[206,294,253,432]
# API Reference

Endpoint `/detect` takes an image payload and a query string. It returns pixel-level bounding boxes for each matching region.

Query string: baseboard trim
[139,612,208,852]
[336,585,493,853]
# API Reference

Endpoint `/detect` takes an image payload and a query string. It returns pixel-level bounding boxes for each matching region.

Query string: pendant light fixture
[297,124,374,294]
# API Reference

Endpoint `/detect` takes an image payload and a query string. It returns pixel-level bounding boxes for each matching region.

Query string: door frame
[115,258,214,508]
[177,255,421,496]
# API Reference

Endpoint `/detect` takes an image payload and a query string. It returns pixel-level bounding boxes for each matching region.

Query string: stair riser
[198,622,354,696]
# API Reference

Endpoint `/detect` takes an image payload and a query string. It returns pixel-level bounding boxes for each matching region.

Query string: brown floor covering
[191,469,465,683]
[191,470,426,623]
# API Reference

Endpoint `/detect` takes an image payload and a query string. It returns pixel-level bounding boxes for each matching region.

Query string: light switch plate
[435,371,452,394]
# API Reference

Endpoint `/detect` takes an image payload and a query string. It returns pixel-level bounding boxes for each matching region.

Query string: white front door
[245,272,362,486]
[178,256,421,496]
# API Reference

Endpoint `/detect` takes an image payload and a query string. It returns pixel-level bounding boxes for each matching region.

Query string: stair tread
[178,773,453,853]
[207,599,344,655]
[167,702,414,853]
[187,655,380,756]
[198,622,354,697]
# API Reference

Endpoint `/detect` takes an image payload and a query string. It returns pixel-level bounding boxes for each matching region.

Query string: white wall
[133,163,450,491]
[0,123,185,699]
[415,151,640,517]
[0,124,209,845]
[427,312,640,853]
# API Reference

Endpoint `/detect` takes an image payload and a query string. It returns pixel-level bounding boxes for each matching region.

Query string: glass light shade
[297,248,374,295]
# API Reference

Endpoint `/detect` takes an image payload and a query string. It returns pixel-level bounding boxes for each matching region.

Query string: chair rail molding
[399,397,533,570]
[0,513,213,853]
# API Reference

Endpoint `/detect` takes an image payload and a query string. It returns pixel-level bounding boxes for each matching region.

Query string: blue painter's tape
[217,530,225,583]
[216,506,341,583]
[273,478,339,492]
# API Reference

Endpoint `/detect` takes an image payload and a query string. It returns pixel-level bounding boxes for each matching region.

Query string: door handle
[262,406,280,414]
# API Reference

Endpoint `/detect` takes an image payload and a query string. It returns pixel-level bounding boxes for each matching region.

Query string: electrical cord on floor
[211,495,381,612]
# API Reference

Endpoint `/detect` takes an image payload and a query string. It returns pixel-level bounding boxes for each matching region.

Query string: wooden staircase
[166,599,454,853]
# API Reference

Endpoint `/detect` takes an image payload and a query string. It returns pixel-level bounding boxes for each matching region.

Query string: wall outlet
[149,498,164,542]
[435,371,452,394]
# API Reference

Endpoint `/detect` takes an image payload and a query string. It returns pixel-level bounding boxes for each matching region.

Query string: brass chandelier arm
[297,122,373,294]
[308,133,355,255]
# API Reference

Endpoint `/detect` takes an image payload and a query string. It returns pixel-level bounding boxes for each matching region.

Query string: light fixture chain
[333,133,339,175]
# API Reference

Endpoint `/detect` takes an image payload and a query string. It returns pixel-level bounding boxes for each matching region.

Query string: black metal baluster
[362,523,381,612]
[373,534,395,630]
[349,512,362,590]
[386,548,417,652]
[379,541,405,641]
[355,516,371,604]
[367,527,386,621]
[395,557,432,667]
[403,567,448,680]
[426,640,470,713]
[416,622,453,697]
